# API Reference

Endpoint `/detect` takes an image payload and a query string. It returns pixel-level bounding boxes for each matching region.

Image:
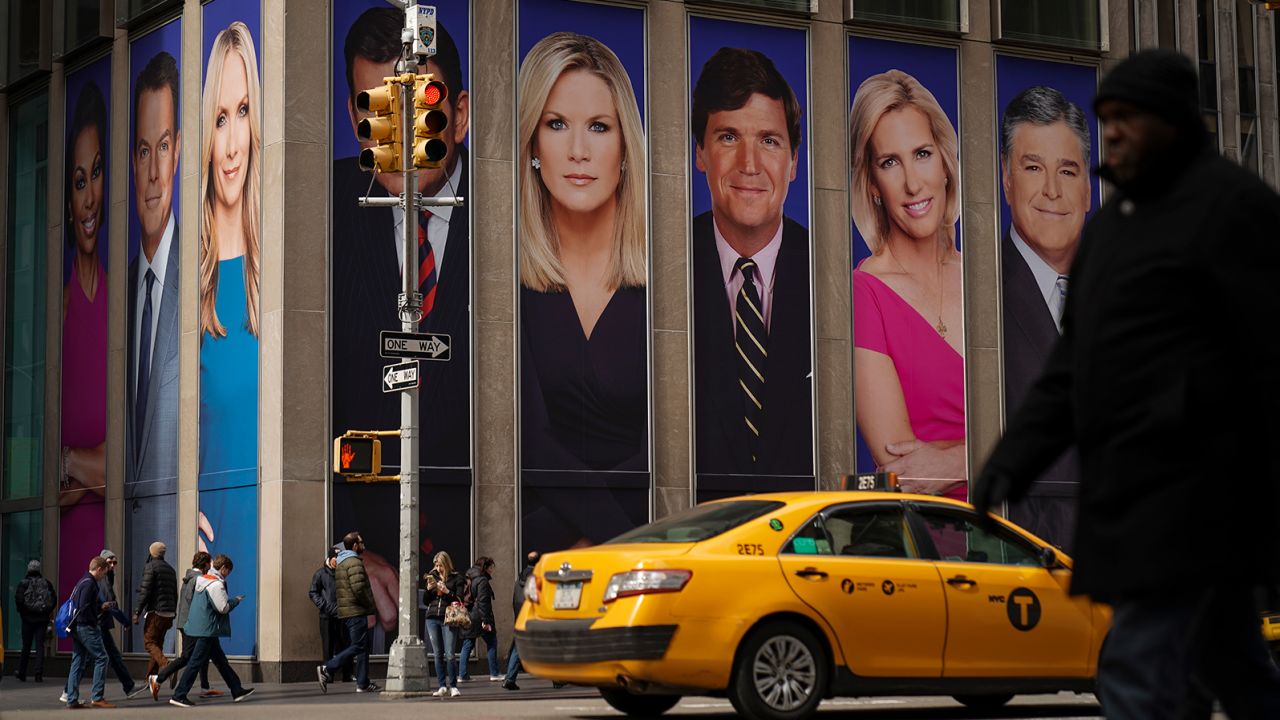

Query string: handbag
[444,601,472,629]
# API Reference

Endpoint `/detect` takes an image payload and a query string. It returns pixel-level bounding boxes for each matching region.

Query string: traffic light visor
[359,145,400,173]
[356,85,395,114]
[415,108,448,136]
[413,138,448,168]
[358,115,397,144]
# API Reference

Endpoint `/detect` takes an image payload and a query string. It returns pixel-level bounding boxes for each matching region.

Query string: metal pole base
[382,635,434,696]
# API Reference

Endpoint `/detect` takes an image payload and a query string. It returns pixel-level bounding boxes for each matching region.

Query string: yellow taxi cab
[515,491,1110,720]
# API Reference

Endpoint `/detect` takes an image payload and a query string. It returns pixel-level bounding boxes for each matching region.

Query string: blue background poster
[124,19,182,653]
[198,0,262,656]
[60,53,111,653]
[848,36,962,484]
[689,16,814,501]
[517,0,650,554]
[329,0,473,653]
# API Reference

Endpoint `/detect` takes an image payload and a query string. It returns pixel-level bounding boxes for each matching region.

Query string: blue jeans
[100,624,135,692]
[459,627,499,679]
[324,616,370,689]
[424,617,458,688]
[503,639,520,684]
[174,637,245,701]
[66,625,108,704]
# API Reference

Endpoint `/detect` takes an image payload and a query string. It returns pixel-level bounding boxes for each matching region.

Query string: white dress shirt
[134,213,176,389]
[714,217,783,337]
[1010,224,1067,332]
[392,160,462,276]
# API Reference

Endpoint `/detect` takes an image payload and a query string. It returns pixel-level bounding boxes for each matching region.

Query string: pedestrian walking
[14,559,56,682]
[64,556,115,709]
[169,554,255,707]
[459,556,500,683]
[316,531,381,695]
[973,49,1280,720]
[421,550,466,697]
[309,546,352,681]
[502,551,539,690]
[94,549,144,699]
[149,552,215,700]
[133,541,178,678]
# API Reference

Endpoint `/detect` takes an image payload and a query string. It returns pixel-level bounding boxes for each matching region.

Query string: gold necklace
[885,244,947,337]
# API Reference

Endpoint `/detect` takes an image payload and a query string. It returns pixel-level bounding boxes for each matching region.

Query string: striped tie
[417,211,438,325]
[734,257,767,464]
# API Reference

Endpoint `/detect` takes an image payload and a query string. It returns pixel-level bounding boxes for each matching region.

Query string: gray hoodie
[175,567,203,631]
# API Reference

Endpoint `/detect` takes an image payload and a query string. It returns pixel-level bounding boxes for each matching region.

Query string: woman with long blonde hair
[518,32,648,478]
[850,69,966,497]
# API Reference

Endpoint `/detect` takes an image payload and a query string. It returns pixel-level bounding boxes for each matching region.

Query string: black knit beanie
[1094,49,1201,134]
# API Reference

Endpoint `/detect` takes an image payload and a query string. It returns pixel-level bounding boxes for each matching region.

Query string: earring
[621,160,627,172]
[872,195,882,207]
[531,157,541,171]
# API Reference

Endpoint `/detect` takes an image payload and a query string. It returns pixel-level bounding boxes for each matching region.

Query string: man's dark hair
[1000,85,1091,166]
[66,79,108,249]
[212,554,233,572]
[474,555,495,572]
[344,8,463,108]
[192,551,212,571]
[692,47,801,153]
[133,51,180,141]
[326,546,338,560]
[343,531,363,550]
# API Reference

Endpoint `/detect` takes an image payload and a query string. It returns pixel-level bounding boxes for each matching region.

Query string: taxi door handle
[946,575,976,587]
[794,568,828,580]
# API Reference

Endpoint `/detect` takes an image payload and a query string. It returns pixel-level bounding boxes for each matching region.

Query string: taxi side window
[782,516,833,555]
[913,507,1040,566]
[827,507,914,559]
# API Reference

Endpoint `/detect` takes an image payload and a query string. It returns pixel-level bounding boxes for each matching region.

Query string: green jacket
[335,552,375,619]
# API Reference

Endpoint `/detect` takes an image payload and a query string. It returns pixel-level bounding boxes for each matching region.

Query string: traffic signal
[413,75,449,169]
[333,434,382,476]
[356,81,401,173]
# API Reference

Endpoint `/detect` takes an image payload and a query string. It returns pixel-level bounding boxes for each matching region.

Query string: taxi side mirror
[1039,546,1058,569]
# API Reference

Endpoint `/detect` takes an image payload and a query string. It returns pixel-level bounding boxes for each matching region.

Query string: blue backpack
[54,578,92,639]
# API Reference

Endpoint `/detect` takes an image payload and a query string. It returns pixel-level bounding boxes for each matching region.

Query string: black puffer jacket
[421,569,465,619]
[461,566,495,639]
[309,564,337,618]
[135,555,178,615]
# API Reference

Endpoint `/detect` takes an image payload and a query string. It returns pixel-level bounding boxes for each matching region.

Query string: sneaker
[199,689,224,698]
[67,702,89,710]
[458,675,473,682]
[489,675,504,681]
[149,675,160,702]
[356,681,381,693]
[60,692,70,703]
[316,665,331,694]
[90,700,117,709]
[502,680,520,691]
[126,683,149,699]
[169,697,196,708]
[449,687,462,697]
[432,687,448,697]
[233,688,256,703]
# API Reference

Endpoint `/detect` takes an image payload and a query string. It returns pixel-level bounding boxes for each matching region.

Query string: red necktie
[416,211,438,324]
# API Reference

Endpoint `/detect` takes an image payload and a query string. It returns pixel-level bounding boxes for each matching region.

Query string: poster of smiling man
[848,36,966,502]
[996,55,1100,552]
[517,0,650,553]
[689,16,814,504]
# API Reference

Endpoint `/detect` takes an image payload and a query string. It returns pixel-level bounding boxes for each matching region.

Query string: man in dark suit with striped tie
[690,48,814,498]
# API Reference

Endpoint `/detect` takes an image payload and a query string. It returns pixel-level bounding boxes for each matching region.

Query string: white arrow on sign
[382,360,420,393]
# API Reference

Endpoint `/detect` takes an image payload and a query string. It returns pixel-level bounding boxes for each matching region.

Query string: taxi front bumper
[515,619,678,663]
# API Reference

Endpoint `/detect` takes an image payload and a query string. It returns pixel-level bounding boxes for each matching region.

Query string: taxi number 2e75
[736,543,764,556]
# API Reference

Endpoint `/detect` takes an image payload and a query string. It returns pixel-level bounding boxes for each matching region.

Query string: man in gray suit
[999,86,1090,551]
[125,51,182,650]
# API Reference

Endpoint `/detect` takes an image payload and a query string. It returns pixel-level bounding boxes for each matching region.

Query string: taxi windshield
[605,500,786,544]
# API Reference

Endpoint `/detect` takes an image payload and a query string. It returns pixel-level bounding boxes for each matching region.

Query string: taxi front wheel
[729,620,829,720]
[598,688,680,717]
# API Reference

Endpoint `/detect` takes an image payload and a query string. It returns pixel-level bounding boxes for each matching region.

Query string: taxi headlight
[524,573,541,604]
[602,569,692,604]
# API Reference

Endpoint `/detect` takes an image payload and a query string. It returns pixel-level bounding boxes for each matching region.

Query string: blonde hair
[849,69,959,254]
[433,551,455,576]
[517,32,646,293]
[200,21,262,338]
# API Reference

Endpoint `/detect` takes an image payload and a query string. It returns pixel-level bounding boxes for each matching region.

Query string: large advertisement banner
[689,16,814,503]
[124,19,181,652]
[849,37,966,501]
[59,53,111,652]
[517,0,650,554]
[330,0,472,652]
[197,0,263,656]
[996,55,1100,551]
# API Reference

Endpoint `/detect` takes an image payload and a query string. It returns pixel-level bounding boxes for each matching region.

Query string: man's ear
[451,90,470,145]
[694,142,706,173]
[788,149,798,183]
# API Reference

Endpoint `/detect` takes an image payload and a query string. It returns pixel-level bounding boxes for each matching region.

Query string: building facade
[1,0,1277,679]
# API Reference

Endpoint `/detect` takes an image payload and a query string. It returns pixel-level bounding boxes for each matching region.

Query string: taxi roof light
[602,569,692,604]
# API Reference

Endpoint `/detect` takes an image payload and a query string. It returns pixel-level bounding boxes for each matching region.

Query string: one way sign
[382,360,420,393]
[380,330,451,361]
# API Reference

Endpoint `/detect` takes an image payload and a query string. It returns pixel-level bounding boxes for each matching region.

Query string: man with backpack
[133,541,178,678]
[14,559,55,682]
[64,556,114,708]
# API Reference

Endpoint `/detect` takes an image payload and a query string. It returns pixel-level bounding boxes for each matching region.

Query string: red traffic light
[418,80,447,107]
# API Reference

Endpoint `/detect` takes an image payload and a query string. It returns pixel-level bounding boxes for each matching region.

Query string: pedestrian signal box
[334,434,381,476]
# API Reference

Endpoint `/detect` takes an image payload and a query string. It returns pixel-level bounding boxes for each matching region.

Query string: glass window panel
[2,509,43,651]
[686,0,814,15]
[1000,0,1101,51]
[848,0,962,33]
[6,0,48,85]
[65,0,111,55]
[914,507,1042,565]
[1197,0,1220,145]
[122,0,180,23]
[4,93,48,501]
